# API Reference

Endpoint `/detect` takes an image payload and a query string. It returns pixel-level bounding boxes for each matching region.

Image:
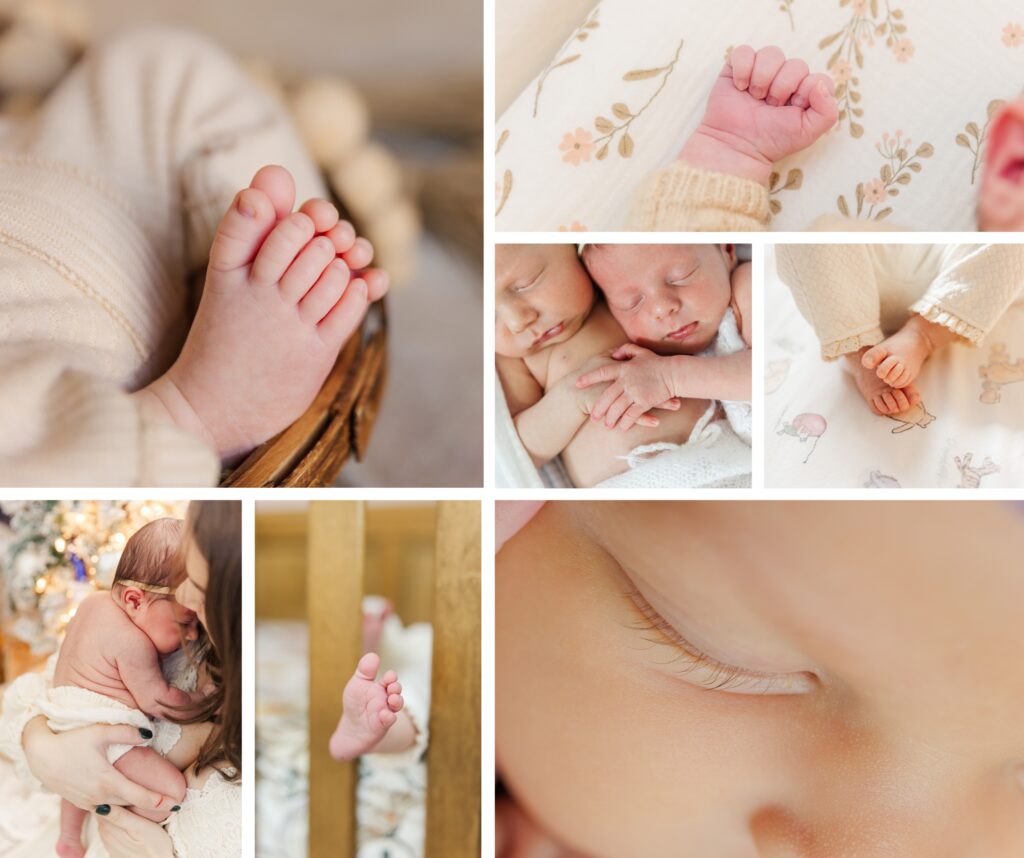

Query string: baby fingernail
[766,96,779,106]
[95,805,111,816]
[791,95,806,107]
[139,727,153,739]
[237,199,256,218]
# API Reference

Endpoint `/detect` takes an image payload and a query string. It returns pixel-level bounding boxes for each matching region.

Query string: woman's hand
[98,806,176,858]
[23,717,181,813]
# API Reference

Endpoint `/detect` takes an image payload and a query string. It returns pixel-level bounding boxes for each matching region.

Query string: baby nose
[650,291,680,320]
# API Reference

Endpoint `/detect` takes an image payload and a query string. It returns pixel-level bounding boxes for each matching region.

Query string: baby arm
[116,647,205,721]
[498,354,675,467]
[577,349,751,430]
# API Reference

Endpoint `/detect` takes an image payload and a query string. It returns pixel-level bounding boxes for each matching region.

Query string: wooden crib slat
[308,501,365,858]
[425,501,481,858]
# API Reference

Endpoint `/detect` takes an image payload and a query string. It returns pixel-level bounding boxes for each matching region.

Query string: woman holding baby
[4,500,241,857]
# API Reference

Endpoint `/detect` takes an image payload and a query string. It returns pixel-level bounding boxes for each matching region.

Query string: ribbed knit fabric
[628,162,770,231]
[776,244,1024,361]
[0,26,327,486]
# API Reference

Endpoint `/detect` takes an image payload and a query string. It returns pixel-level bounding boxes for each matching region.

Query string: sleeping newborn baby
[496,244,712,487]
[45,518,205,858]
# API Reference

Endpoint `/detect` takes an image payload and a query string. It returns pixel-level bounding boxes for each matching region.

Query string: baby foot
[845,349,922,416]
[56,834,86,858]
[139,165,389,464]
[679,45,838,185]
[329,652,404,761]
[861,314,954,389]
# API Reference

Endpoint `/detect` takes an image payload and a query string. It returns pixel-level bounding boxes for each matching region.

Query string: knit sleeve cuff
[820,326,886,361]
[629,162,770,231]
[910,298,984,344]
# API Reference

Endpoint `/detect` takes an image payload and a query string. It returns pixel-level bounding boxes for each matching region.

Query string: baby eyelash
[620,586,817,696]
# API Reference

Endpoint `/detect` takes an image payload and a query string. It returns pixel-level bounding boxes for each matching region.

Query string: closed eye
[511,269,544,293]
[621,586,819,696]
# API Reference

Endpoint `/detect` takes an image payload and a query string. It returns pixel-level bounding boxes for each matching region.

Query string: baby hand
[572,354,680,429]
[679,45,838,185]
[576,344,678,431]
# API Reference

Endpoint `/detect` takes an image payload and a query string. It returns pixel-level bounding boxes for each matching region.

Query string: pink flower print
[558,221,588,232]
[892,38,915,62]
[559,128,595,166]
[864,178,887,205]
[829,59,853,85]
[1003,22,1024,48]
[852,0,869,17]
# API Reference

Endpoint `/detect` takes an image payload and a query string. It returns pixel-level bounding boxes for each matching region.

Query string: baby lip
[533,321,565,346]
[665,321,699,340]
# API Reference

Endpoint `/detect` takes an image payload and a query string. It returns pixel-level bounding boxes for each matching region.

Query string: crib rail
[308,502,365,858]
[425,501,482,858]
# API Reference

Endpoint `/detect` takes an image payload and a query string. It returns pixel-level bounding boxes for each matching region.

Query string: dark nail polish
[95,804,111,816]
[171,805,181,812]
[139,728,154,739]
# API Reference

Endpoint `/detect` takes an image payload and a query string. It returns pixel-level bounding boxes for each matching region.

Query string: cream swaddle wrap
[0,646,197,782]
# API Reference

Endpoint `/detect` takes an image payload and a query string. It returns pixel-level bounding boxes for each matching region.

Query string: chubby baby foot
[846,349,922,416]
[679,45,838,185]
[861,314,957,389]
[329,652,404,761]
[138,165,389,464]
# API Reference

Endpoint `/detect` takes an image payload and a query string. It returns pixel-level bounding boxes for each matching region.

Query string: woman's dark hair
[171,500,241,779]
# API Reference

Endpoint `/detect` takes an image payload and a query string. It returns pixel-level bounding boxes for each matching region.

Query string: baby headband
[118,579,174,595]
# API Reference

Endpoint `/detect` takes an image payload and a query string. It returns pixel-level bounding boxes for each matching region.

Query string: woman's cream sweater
[0,26,325,486]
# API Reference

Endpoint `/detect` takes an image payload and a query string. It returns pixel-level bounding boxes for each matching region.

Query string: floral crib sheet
[764,247,1024,489]
[495,0,1024,232]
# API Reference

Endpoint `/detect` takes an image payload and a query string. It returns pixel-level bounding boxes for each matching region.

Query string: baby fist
[679,45,838,185]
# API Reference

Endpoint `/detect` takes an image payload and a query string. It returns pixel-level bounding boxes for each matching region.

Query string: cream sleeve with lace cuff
[628,162,770,231]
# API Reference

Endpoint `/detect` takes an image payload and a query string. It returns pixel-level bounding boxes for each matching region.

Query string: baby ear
[720,243,737,268]
[117,586,145,612]
[987,100,1024,167]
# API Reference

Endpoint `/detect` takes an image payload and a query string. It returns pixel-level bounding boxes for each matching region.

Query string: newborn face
[495,244,594,358]
[583,244,734,354]
[979,101,1024,231]
[136,595,197,655]
[497,502,1024,857]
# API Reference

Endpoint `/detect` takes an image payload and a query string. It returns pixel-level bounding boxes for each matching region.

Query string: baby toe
[326,220,357,255]
[380,670,398,687]
[251,212,316,287]
[318,277,369,347]
[363,268,390,302]
[386,681,402,696]
[387,693,404,712]
[379,708,397,728]
[249,165,297,220]
[877,357,903,383]
[880,391,898,413]
[299,198,340,234]
[298,259,351,324]
[861,345,887,370]
[208,187,277,275]
[280,235,339,305]
[355,652,380,682]
[891,389,910,412]
[341,236,374,271]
